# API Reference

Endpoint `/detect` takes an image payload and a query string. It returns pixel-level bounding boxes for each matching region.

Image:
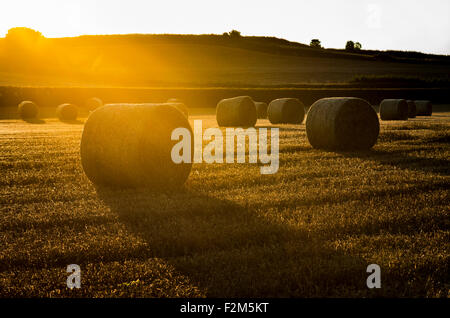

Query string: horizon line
[1,28,448,57]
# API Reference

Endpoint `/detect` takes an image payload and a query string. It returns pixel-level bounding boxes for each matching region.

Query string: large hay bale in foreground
[379,99,408,120]
[268,98,305,124]
[81,104,192,188]
[415,100,432,116]
[216,96,257,127]
[56,103,78,121]
[406,100,416,118]
[255,102,268,119]
[85,97,103,111]
[306,97,379,150]
[18,101,38,119]
[166,98,189,117]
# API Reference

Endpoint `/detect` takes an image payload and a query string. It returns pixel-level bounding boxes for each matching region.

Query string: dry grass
[0,110,449,297]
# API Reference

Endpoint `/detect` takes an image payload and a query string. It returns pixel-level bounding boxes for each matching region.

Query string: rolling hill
[0,31,449,87]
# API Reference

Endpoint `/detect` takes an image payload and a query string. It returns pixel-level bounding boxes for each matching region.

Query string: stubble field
[0,109,449,297]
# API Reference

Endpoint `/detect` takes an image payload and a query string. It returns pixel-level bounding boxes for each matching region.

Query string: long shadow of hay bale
[24,118,46,124]
[337,149,450,177]
[95,187,374,297]
[59,119,84,125]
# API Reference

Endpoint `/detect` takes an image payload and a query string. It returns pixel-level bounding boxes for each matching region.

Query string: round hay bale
[216,96,257,127]
[80,104,192,188]
[85,97,103,111]
[379,99,408,120]
[56,103,78,121]
[166,98,189,117]
[255,102,268,119]
[18,101,39,119]
[306,97,379,150]
[267,98,305,124]
[406,100,416,118]
[414,100,432,116]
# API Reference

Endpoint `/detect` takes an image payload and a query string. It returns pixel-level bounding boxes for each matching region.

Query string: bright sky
[0,0,449,54]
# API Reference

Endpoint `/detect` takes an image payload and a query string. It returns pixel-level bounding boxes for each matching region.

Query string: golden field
[0,108,448,297]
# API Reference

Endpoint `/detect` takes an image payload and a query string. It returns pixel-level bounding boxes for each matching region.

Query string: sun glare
[0,0,449,54]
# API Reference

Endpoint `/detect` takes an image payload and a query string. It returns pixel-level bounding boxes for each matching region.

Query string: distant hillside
[55,33,450,63]
[0,30,449,87]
